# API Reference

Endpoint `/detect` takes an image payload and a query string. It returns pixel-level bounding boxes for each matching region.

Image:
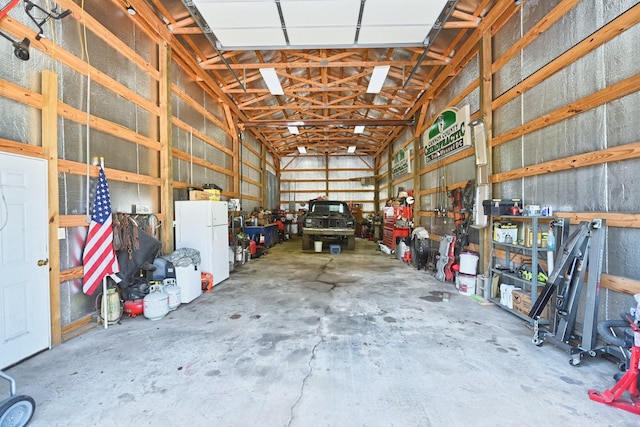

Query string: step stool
[329,244,341,254]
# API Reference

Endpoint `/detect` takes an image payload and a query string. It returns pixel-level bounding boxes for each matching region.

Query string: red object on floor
[123,299,144,317]
[249,240,257,255]
[588,317,640,415]
[201,272,213,292]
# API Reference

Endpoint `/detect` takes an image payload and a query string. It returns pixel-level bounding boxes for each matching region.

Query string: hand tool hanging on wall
[23,0,71,40]
[530,219,606,366]
[0,0,71,60]
[450,180,475,254]
[0,0,29,59]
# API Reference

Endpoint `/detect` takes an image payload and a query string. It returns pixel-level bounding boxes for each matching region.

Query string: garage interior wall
[412,0,640,325]
[279,155,376,214]
[0,0,638,346]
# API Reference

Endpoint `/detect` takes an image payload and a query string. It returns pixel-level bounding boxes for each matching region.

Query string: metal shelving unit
[488,215,557,324]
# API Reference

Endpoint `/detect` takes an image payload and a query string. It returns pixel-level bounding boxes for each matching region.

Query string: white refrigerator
[174,200,229,286]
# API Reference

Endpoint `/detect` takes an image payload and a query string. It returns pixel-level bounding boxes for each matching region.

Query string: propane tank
[163,278,181,311]
[143,284,169,321]
[102,287,122,325]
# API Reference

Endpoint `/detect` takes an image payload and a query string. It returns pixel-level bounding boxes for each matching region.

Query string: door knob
[37,259,49,266]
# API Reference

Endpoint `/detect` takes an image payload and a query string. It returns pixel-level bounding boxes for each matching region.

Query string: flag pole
[100,156,108,330]
[102,276,108,329]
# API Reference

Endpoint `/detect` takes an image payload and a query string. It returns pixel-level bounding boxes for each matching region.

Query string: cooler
[176,264,202,303]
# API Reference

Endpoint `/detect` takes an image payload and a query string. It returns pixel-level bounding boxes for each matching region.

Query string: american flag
[82,167,120,295]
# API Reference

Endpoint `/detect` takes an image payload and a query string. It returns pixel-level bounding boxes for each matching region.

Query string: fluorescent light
[297,146,306,154]
[259,68,284,95]
[367,65,390,94]
[347,146,356,153]
[288,126,299,134]
[354,125,365,134]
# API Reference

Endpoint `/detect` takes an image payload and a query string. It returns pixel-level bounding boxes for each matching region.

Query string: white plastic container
[314,241,323,252]
[176,264,202,303]
[458,273,476,296]
[459,252,479,275]
[500,284,516,308]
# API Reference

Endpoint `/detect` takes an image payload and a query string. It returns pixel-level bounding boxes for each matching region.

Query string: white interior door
[0,153,50,369]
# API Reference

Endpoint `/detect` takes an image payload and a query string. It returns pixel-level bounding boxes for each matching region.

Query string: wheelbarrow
[0,370,35,426]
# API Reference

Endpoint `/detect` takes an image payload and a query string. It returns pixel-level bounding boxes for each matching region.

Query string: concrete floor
[5,238,638,426]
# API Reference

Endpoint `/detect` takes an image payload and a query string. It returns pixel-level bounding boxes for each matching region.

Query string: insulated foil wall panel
[608,158,640,212]
[524,165,607,212]
[521,0,592,80]
[607,92,640,148]
[492,8,521,97]
[607,228,640,280]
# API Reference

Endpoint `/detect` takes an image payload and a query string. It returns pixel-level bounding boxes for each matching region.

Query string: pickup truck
[302,200,356,250]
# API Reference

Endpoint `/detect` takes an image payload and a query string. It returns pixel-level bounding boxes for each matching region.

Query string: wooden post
[42,70,62,347]
[325,154,330,198]
[374,155,380,212]
[387,144,393,200]
[159,42,173,253]
[225,104,240,198]
[413,129,421,225]
[479,30,493,275]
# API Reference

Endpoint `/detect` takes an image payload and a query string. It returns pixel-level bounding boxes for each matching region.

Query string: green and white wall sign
[424,105,471,163]
[392,148,411,180]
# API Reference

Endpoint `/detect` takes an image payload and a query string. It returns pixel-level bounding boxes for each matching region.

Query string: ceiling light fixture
[347,146,356,154]
[367,65,390,94]
[126,5,136,16]
[288,126,299,134]
[354,125,365,134]
[260,68,284,95]
[297,146,307,154]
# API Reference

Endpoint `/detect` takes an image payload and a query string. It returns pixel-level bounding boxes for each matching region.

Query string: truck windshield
[312,203,344,214]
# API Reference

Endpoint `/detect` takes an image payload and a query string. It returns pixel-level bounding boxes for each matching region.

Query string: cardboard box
[512,289,549,319]
[189,190,211,201]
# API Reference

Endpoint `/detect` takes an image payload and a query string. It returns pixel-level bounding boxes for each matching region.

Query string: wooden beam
[493,3,640,111]
[201,59,440,70]
[58,0,160,81]
[0,137,45,158]
[492,0,581,74]
[480,29,493,278]
[493,73,640,147]
[42,70,61,347]
[555,212,640,229]
[159,42,173,254]
[602,274,640,295]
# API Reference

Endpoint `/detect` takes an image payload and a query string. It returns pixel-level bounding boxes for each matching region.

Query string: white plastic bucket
[458,274,476,296]
[314,241,323,252]
[459,252,479,275]
[291,223,298,234]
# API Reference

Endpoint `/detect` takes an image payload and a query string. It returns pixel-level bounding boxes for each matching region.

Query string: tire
[302,234,313,250]
[346,235,355,250]
[0,395,36,427]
